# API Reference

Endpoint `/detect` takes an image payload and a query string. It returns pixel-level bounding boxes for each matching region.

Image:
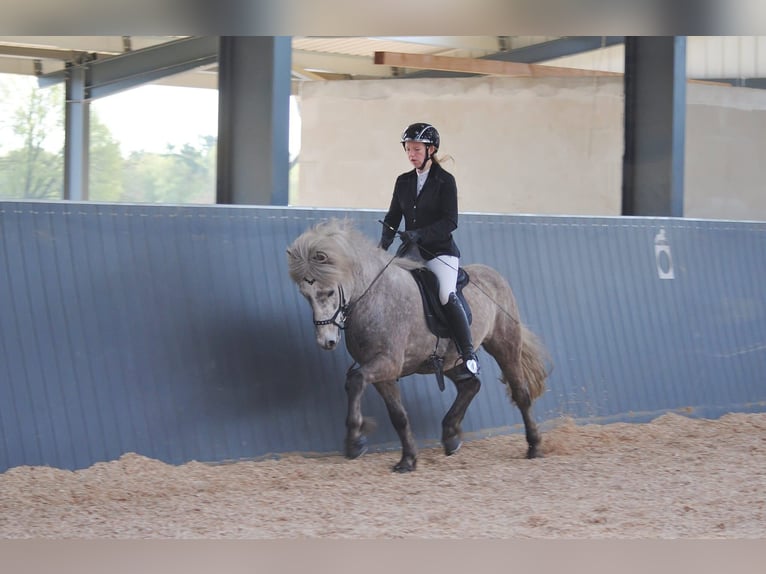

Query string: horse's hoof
[526,445,543,459]
[443,436,463,456]
[345,436,368,460]
[392,459,416,473]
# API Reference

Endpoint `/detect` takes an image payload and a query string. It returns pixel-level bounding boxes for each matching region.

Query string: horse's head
[287,220,359,351]
[293,264,346,351]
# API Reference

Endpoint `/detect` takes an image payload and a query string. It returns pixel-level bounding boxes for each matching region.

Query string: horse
[286,218,550,472]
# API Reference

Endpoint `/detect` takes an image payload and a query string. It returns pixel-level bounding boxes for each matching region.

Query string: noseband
[313,284,348,330]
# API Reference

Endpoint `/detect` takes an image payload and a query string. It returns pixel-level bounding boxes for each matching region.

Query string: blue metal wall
[1,201,764,471]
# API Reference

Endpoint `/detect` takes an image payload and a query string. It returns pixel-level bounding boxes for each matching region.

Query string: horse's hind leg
[372,380,418,472]
[441,375,481,456]
[512,382,542,459]
[483,341,543,459]
[504,368,542,458]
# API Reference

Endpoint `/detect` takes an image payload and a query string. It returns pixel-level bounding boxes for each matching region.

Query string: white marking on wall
[654,228,675,280]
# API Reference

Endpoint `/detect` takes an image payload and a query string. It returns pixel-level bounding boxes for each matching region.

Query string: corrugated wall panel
[1,202,764,471]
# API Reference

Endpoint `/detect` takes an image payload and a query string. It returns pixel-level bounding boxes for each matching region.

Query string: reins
[312,223,520,332]
[344,250,401,321]
[386,228,521,326]
[312,251,401,331]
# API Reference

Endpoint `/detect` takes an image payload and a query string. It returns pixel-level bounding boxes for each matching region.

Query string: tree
[0,78,133,203]
[121,137,216,204]
[0,75,217,204]
[0,81,64,199]
[88,113,125,202]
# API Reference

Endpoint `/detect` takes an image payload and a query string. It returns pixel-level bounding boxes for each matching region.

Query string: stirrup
[452,354,480,380]
[464,355,479,375]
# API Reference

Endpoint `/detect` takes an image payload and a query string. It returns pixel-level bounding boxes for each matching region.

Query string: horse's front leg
[441,375,481,456]
[344,365,369,459]
[373,379,417,473]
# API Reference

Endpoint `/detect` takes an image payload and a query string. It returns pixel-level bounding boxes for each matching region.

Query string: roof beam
[403,36,626,79]
[0,36,177,54]
[85,36,218,99]
[484,36,625,64]
[703,77,766,89]
[292,49,388,78]
[0,44,91,61]
[374,51,622,78]
[375,49,734,87]
[0,56,65,75]
[37,36,218,99]
[371,36,507,53]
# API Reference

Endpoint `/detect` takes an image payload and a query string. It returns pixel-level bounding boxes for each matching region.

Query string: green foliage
[88,113,125,202]
[0,80,64,199]
[0,147,63,199]
[121,138,216,204]
[0,76,217,204]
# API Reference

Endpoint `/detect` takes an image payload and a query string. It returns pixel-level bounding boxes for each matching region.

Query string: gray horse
[286,218,550,472]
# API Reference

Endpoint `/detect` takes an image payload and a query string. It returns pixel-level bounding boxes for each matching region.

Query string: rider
[378,122,480,380]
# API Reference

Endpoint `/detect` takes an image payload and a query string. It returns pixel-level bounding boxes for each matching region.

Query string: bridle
[311,283,349,330]
[307,249,400,332]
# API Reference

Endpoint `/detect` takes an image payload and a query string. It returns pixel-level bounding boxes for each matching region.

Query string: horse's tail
[517,322,551,401]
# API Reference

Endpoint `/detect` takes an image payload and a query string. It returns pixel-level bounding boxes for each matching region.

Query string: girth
[409,267,472,339]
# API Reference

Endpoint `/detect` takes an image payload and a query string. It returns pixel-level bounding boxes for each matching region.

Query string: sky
[0,73,302,159]
[92,84,221,154]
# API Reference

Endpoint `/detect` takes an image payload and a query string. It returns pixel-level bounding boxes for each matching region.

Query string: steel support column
[216,36,292,205]
[63,62,90,201]
[622,37,687,216]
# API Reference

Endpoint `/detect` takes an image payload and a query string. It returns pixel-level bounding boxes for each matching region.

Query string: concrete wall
[296,76,766,221]
[685,83,766,220]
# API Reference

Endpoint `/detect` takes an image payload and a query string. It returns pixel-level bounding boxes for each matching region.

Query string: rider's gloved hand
[378,234,394,251]
[400,229,422,245]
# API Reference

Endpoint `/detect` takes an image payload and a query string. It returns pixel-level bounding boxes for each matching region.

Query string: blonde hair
[431,152,454,166]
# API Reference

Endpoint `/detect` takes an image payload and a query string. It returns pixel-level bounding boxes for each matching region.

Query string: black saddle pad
[410,267,471,339]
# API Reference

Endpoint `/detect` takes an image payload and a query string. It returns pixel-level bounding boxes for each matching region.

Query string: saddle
[409,267,473,392]
[409,267,472,339]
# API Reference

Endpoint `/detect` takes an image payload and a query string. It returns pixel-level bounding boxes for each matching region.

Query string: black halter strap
[313,284,348,330]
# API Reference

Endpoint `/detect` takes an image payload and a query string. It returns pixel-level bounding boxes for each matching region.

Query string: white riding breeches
[425,255,459,305]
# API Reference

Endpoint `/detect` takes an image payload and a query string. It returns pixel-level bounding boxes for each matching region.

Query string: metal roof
[2,36,766,92]
[0,36,559,86]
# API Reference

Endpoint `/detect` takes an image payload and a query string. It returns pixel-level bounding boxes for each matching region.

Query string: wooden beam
[292,66,351,81]
[374,51,622,78]
[374,51,731,87]
[0,44,92,61]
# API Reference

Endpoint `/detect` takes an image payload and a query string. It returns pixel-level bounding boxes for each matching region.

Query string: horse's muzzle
[316,327,341,351]
[321,338,338,351]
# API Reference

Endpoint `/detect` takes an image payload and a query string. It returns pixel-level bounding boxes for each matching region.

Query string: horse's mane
[287,218,425,286]
[287,219,377,285]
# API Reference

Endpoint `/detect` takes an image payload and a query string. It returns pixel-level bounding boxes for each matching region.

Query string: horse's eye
[321,290,335,299]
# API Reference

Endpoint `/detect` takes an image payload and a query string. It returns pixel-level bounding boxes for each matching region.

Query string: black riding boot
[441,292,480,380]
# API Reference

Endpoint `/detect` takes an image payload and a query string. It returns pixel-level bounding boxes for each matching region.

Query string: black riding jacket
[380,161,461,260]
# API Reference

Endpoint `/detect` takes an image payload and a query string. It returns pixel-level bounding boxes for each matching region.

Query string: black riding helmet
[401,123,440,170]
[400,122,440,150]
